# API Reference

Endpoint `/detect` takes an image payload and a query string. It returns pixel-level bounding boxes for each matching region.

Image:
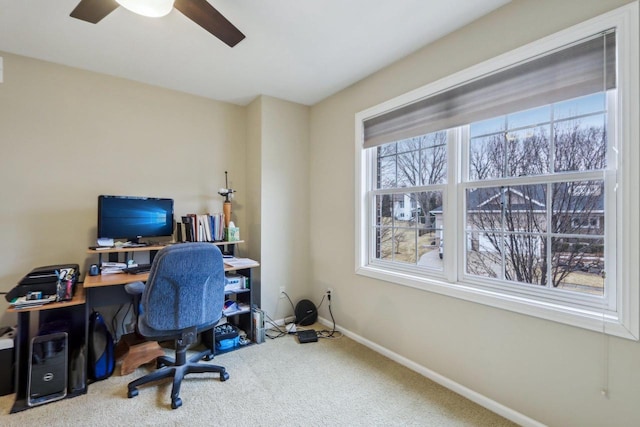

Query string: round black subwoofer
[295,299,317,326]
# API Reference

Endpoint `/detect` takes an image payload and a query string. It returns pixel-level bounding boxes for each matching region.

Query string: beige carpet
[0,326,517,426]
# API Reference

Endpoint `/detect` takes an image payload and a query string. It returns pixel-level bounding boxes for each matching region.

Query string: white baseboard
[316,316,545,427]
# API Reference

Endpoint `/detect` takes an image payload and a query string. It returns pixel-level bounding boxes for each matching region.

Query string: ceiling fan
[70,0,245,47]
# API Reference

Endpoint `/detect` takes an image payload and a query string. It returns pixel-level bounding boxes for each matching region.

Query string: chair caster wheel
[157,361,166,369]
[204,354,214,361]
[128,388,138,398]
[220,371,229,382]
[171,397,182,409]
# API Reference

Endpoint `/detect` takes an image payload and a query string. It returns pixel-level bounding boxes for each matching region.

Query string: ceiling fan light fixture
[115,0,175,18]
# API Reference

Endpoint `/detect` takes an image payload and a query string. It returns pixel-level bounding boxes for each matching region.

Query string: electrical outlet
[279,286,286,298]
[327,287,333,295]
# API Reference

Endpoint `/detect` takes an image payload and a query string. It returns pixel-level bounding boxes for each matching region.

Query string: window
[355,4,639,339]
[571,216,600,230]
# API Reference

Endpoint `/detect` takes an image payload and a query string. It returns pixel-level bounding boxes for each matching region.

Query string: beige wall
[245,97,263,305]
[0,51,310,326]
[260,96,310,319]
[0,52,247,318]
[2,0,639,424]
[309,1,639,426]
[245,96,310,319]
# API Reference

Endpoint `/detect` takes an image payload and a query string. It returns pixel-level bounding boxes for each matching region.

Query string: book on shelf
[176,222,183,242]
[188,213,198,241]
[181,215,194,242]
[201,214,212,242]
[179,212,225,242]
[209,213,224,241]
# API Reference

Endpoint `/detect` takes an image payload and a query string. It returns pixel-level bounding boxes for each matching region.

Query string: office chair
[126,243,229,409]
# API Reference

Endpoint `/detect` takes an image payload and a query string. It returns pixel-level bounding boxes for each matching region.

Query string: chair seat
[137,317,218,342]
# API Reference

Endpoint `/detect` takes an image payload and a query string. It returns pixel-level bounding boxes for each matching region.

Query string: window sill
[356,264,637,340]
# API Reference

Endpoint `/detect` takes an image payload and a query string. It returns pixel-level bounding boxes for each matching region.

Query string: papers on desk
[223,257,259,269]
[101,262,127,274]
[101,269,124,275]
[10,295,57,308]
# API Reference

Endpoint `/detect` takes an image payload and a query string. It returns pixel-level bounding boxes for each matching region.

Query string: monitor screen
[97,195,174,243]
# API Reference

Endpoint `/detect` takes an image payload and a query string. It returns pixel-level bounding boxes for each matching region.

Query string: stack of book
[177,213,225,242]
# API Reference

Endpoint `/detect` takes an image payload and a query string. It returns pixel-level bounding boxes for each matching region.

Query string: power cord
[265,291,318,339]
[110,303,129,343]
[265,311,288,339]
[281,290,301,330]
[272,290,342,340]
[282,291,296,313]
[316,292,342,340]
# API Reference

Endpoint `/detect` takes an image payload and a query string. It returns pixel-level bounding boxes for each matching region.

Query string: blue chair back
[139,243,225,335]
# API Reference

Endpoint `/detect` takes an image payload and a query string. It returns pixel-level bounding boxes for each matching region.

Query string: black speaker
[295,299,317,326]
[28,332,68,407]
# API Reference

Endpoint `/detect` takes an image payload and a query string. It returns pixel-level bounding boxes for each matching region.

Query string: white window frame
[355,3,639,340]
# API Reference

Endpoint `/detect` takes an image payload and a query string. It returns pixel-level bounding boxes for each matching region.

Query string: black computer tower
[27,332,68,406]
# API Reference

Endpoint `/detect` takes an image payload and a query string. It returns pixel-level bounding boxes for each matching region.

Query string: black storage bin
[0,329,15,396]
[201,324,239,352]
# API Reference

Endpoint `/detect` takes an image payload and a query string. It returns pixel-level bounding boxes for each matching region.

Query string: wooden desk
[85,242,260,354]
[84,273,150,288]
[8,273,149,414]
[85,241,248,266]
[83,262,260,288]
[83,256,260,335]
[7,284,86,313]
[9,242,259,412]
[83,242,258,321]
[9,285,88,413]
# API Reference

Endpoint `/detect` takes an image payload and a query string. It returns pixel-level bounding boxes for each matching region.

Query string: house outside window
[355,5,639,339]
[571,216,601,230]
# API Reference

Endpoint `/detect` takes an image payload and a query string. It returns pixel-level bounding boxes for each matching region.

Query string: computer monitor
[97,195,174,244]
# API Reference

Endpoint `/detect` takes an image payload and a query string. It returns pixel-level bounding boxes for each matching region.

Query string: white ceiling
[0,0,510,106]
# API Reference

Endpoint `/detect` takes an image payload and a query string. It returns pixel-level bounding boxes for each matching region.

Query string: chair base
[127,345,228,409]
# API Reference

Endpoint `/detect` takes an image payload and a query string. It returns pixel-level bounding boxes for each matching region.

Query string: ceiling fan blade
[70,0,120,24]
[174,0,245,47]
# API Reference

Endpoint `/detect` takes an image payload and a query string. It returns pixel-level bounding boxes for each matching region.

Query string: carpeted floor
[0,325,517,426]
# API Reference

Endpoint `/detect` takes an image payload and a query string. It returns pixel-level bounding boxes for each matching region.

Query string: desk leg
[10,311,30,413]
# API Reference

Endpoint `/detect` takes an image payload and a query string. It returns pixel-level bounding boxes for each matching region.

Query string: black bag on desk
[4,264,80,302]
